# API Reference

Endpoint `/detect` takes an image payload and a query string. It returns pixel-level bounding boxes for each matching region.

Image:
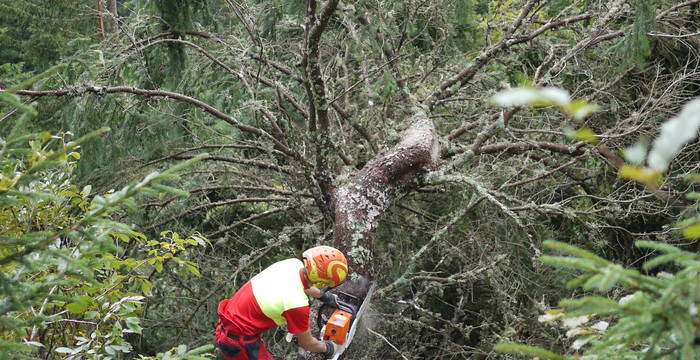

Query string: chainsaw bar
[326,281,376,360]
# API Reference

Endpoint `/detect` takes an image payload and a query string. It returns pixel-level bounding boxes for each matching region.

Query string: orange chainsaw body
[322,309,353,345]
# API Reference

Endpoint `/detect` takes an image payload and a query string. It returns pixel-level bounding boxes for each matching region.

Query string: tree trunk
[109,0,118,32]
[305,107,439,359]
[97,0,106,40]
[332,107,439,277]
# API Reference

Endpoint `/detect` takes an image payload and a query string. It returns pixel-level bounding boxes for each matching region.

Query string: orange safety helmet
[302,246,348,288]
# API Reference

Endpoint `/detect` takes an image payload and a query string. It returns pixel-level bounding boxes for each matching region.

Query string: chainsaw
[316,282,376,360]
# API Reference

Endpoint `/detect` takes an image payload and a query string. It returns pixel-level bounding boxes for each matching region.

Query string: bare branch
[138,144,287,170]
[301,0,343,218]
[146,197,291,231]
[657,0,700,20]
[331,102,380,154]
[377,194,485,297]
[447,118,483,141]
[172,154,292,174]
[549,0,628,76]
[367,328,411,360]
[476,141,587,156]
[501,155,584,188]
[206,206,297,239]
[175,227,301,342]
[97,0,106,40]
[6,86,303,162]
[135,38,253,93]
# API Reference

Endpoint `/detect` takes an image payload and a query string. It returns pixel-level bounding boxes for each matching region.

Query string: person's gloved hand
[319,291,339,307]
[323,340,338,357]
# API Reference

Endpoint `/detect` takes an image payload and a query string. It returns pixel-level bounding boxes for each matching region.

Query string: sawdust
[338,305,381,360]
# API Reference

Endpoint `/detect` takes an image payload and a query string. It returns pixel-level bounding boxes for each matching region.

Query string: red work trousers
[215,322,273,360]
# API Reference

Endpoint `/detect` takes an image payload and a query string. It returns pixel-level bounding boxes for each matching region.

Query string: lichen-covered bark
[296,107,440,360]
[332,107,440,277]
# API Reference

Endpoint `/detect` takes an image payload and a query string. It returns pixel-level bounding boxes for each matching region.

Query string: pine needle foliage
[0,71,212,359]
[493,89,700,360]
[613,0,659,70]
[4,0,700,358]
[498,238,700,359]
[0,0,97,72]
[154,0,213,79]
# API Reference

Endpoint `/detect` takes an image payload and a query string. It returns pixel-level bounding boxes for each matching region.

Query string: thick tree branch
[333,106,439,276]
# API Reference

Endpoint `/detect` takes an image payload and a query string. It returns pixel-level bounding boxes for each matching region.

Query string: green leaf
[540,256,597,272]
[0,92,37,116]
[161,153,208,175]
[571,127,598,144]
[619,165,662,190]
[685,192,700,201]
[560,296,620,315]
[187,344,215,354]
[84,311,99,320]
[55,347,73,354]
[105,345,116,355]
[113,233,130,243]
[77,296,96,308]
[7,63,67,92]
[682,223,700,239]
[567,273,593,288]
[589,265,622,291]
[564,101,600,121]
[66,302,87,314]
[140,279,152,295]
[186,261,201,277]
[669,314,695,344]
[125,317,143,334]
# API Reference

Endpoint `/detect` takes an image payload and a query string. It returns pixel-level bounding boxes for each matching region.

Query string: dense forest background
[2,0,700,359]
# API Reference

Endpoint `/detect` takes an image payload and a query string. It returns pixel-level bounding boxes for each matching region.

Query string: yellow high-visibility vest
[250,259,310,325]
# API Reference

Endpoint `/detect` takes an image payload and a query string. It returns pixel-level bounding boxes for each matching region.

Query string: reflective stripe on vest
[250,258,309,326]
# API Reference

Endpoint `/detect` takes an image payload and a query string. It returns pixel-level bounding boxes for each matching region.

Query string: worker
[215,245,349,360]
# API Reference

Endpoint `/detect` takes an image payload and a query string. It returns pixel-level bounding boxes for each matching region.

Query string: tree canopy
[2,0,700,359]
